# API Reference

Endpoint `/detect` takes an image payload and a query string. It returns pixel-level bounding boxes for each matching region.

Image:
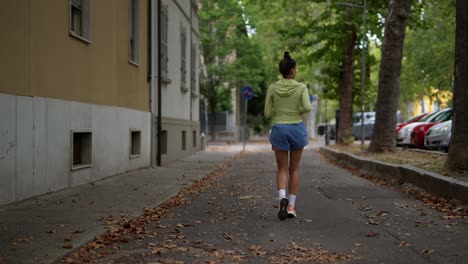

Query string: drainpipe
[189,1,193,122]
[148,0,155,167]
[157,0,162,166]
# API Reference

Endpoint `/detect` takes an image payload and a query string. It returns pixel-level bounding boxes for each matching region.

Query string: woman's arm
[264,87,274,118]
[300,86,311,114]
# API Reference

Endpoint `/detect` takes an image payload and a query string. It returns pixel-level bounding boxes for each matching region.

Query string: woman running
[264,51,311,220]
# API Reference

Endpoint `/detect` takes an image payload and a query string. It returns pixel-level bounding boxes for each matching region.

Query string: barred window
[181,26,187,91]
[191,42,198,96]
[161,4,169,77]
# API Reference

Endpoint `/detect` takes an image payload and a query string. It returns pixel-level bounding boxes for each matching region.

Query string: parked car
[352,112,375,139]
[396,109,450,147]
[410,109,452,148]
[424,120,452,151]
[395,112,429,136]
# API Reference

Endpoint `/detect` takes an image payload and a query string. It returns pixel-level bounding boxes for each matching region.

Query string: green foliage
[199,0,267,114]
[200,0,456,132]
[400,0,455,114]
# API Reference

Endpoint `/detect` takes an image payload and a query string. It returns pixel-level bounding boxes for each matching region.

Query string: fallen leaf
[398,241,411,247]
[366,231,379,238]
[63,243,73,249]
[376,211,389,216]
[248,245,262,251]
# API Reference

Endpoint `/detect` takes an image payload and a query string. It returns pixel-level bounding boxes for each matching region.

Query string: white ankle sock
[289,194,296,207]
[278,189,286,199]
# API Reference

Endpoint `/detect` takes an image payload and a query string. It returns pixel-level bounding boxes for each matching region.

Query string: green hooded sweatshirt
[264,79,311,124]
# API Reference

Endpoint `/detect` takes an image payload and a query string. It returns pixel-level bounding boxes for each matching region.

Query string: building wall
[152,0,201,164]
[160,118,200,164]
[403,89,453,119]
[0,0,149,111]
[0,0,151,205]
[0,94,150,205]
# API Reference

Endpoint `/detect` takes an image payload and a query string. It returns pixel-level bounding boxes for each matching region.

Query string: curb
[319,147,468,204]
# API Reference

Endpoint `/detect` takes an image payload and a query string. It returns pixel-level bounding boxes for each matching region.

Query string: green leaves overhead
[401,0,455,109]
[200,0,265,113]
[200,0,455,119]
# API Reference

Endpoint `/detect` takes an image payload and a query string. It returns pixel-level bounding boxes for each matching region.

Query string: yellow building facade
[1,0,149,111]
[0,0,152,205]
[403,88,453,119]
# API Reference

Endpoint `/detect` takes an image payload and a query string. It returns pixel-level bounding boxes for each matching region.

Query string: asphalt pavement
[1,142,467,264]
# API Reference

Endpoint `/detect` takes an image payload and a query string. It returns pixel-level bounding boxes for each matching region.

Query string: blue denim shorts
[269,122,308,151]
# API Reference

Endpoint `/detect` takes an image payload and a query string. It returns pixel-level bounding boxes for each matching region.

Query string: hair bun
[284,51,290,59]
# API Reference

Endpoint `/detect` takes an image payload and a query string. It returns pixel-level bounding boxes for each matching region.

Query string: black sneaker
[278,197,289,220]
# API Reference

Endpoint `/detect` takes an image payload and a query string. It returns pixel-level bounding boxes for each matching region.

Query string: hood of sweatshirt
[270,79,303,97]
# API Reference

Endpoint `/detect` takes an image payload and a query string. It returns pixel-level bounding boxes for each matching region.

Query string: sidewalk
[0,145,241,264]
[319,146,468,204]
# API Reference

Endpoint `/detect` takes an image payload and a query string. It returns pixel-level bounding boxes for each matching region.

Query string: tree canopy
[199,0,457,136]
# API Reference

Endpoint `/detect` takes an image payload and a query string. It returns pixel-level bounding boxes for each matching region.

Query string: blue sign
[241,86,254,100]
[309,95,314,103]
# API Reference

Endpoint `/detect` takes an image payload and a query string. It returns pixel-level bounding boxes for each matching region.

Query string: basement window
[130,130,141,158]
[193,130,197,147]
[161,130,167,155]
[71,130,92,170]
[182,130,186,150]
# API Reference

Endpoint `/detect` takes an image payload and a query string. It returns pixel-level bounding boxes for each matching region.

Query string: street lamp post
[336,1,367,146]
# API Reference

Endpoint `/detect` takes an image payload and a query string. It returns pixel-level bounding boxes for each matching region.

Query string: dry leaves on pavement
[321,151,468,220]
[269,241,353,263]
[61,160,232,263]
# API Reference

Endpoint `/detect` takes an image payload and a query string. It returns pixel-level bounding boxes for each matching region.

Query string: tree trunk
[369,0,411,153]
[446,0,468,173]
[337,20,356,144]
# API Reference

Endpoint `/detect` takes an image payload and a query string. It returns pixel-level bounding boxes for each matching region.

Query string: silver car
[424,120,452,151]
[352,112,375,139]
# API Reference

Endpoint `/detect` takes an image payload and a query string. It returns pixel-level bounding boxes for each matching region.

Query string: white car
[396,109,450,147]
[425,120,452,151]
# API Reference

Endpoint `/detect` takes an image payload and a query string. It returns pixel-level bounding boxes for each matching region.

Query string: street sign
[241,86,254,100]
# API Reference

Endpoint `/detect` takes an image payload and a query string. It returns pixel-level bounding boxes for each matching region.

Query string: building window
[182,130,186,150]
[130,130,141,158]
[71,131,92,170]
[69,0,90,42]
[161,4,169,79]
[181,26,188,92]
[193,130,197,147]
[161,130,167,155]
[129,0,140,64]
[191,42,198,97]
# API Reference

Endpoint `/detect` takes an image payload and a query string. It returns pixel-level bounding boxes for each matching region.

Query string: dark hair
[279,51,296,77]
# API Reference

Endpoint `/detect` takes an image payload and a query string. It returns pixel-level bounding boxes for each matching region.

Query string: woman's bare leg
[274,150,289,191]
[288,148,304,195]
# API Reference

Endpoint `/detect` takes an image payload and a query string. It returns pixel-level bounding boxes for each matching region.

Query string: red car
[410,109,452,148]
[395,112,429,136]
